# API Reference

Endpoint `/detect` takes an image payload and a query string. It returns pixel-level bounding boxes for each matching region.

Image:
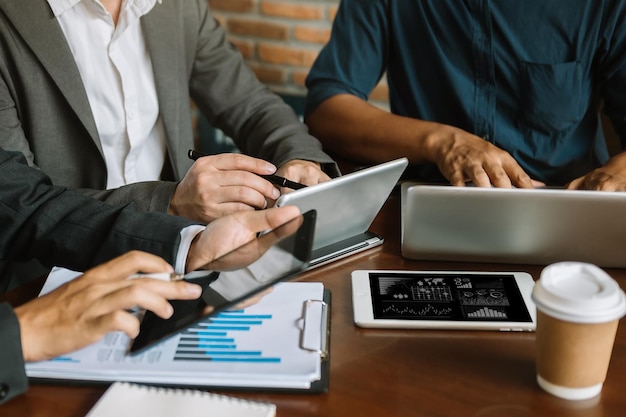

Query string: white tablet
[275,158,408,268]
[352,270,536,331]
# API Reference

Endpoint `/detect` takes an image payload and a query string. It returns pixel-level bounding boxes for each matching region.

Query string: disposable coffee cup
[532,262,626,400]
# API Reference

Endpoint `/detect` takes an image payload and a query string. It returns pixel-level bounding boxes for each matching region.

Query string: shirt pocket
[519,60,589,136]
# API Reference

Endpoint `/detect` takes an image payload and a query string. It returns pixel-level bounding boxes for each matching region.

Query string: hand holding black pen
[188,150,307,190]
[168,150,288,222]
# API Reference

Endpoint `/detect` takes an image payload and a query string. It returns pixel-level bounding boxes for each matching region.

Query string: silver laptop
[401,184,626,268]
[276,158,408,268]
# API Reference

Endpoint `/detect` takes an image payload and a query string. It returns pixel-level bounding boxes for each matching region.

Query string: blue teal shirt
[306,0,626,185]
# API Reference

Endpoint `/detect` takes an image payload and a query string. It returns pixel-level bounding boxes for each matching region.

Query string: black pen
[187,149,307,190]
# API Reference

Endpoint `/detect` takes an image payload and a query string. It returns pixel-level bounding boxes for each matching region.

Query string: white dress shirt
[47,0,166,189]
[47,0,203,272]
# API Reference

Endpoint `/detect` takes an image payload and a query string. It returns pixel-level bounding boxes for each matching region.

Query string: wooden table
[2,192,625,416]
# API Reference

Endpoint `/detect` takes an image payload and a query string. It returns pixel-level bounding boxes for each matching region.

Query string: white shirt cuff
[174,225,206,274]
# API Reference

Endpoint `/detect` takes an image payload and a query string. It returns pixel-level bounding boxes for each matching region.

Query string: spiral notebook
[86,382,275,417]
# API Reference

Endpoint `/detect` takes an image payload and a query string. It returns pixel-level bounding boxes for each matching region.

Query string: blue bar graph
[50,356,80,363]
[173,312,280,363]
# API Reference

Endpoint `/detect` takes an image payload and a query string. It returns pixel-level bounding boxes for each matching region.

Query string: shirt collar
[47,0,81,16]
[46,0,161,18]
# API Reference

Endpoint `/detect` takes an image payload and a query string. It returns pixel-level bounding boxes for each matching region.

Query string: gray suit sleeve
[0,56,178,213]
[0,148,202,402]
[187,0,339,176]
[77,180,178,213]
[0,303,27,405]
[0,149,197,272]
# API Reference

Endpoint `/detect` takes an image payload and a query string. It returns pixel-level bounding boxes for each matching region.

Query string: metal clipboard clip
[298,299,330,360]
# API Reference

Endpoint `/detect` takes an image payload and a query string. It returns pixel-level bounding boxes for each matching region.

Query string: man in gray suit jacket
[0,0,337,285]
[0,147,303,404]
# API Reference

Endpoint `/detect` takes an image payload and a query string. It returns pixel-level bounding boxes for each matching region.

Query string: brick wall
[207,0,389,106]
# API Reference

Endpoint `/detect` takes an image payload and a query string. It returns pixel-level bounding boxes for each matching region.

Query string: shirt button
[0,383,9,399]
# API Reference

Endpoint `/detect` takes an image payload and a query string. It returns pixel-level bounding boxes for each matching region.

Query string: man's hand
[275,159,330,187]
[306,94,542,188]
[265,159,330,207]
[567,153,626,191]
[428,127,537,188]
[15,251,203,362]
[170,153,281,223]
[185,205,301,272]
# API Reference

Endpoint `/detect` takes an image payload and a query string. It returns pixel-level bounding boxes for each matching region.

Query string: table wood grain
[2,192,624,417]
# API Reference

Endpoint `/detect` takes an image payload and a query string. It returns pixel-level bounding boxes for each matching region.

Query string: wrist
[185,236,198,272]
[14,308,34,362]
[417,122,451,163]
[168,195,180,217]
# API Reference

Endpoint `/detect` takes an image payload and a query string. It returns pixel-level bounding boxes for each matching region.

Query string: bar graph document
[27,269,330,392]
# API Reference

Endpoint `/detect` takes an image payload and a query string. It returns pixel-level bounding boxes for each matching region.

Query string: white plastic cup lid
[532,262,626,323]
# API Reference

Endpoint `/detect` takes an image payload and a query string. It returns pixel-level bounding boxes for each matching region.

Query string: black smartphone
[129,210,317,354]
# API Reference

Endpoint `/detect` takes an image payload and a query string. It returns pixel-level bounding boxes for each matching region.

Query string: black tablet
[130,209,317,354]
[352,270,536,331]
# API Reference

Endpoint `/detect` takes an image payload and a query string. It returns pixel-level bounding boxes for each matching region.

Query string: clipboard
[198,288,332,394]
[297,289,331,393]
[26,282,331,393]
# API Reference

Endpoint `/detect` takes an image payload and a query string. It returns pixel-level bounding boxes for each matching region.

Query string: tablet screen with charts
[352,270,536,331]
